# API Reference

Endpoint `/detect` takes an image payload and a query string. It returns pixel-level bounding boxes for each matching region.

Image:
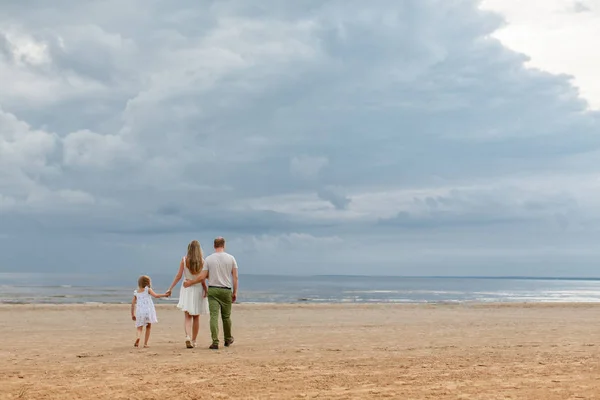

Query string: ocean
[2,273,600,304]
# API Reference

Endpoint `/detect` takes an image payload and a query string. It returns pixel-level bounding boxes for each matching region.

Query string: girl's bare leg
[143,324,151,347]
[184,312,193,348]
[192,315,200,344]
[135,326,142,347]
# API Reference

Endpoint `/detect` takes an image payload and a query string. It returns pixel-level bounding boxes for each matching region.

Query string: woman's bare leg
[143,324,151,347]
[192,315,200,344]
[184,312,193,336]
[184,312,193,348]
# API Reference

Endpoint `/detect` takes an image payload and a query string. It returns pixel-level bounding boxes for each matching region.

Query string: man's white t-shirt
[205,252,238,289]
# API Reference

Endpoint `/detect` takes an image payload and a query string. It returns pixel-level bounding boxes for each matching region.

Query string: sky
[1,0,600,277]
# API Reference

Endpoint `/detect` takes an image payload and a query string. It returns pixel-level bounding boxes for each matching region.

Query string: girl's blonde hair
[138,275,151,288]
[186,240,204,275]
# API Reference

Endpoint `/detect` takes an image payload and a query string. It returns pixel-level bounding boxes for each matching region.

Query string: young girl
[131,275,168,348]
[166,240,209,348]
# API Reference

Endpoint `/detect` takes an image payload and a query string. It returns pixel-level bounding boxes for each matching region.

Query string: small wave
[365,298,424,303]
[343,290,401,294]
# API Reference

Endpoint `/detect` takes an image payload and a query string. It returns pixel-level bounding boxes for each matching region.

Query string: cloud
[572,1,591,13]
[481,0,600,109]
[232,233,343,253]
[290,156,329,180]
[378,186,580,230]
[317,187,351,210]
[0,108,59,200]
[2,0,600,275]
[62,129,131,169]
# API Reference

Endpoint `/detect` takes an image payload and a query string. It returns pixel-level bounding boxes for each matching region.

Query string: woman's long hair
[186,240,204,275]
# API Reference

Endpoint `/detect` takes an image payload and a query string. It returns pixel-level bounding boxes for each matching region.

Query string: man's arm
[232,267,238,303]
[183,269,208,288]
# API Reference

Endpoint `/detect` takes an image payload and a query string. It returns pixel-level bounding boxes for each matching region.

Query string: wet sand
[1,303,600,399]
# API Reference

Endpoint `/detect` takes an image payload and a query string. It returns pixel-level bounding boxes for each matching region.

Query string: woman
[166,240,209,348]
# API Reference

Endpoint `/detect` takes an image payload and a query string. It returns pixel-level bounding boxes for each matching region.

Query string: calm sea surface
[2,273,600,304]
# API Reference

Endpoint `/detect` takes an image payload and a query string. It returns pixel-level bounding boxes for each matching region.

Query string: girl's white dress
[134,287,158,327]
[177,257,209,316]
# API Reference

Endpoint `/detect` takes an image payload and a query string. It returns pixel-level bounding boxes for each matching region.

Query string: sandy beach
[1,303,600,399]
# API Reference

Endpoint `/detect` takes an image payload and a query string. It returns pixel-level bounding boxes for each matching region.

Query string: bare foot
[143,345,150,348]
[134,339,140,347]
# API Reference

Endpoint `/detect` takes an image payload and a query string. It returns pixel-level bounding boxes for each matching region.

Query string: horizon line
[2,272,600,281]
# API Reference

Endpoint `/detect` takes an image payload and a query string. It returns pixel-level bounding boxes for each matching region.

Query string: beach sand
[1,303,600,399]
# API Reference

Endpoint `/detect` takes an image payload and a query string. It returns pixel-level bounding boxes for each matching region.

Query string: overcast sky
[1,0,600,277]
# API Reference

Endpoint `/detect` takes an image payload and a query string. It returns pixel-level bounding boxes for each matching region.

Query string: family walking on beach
[131,237,239,349]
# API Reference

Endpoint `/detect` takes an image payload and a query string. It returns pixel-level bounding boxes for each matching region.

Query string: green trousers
[207,287,233,345]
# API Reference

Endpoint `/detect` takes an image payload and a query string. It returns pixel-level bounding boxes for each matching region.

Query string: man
[184,236,238,349]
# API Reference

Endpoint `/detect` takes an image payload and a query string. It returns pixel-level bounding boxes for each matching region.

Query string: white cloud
[481,0,600,109]
[2,30,50,66]
[0,108,58,198]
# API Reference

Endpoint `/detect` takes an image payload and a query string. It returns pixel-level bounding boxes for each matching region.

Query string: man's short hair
[214,237,226,248]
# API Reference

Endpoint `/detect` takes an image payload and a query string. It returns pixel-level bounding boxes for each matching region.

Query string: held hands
[165,289,172,297]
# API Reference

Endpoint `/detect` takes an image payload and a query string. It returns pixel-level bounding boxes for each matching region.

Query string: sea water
[2,273,600,304]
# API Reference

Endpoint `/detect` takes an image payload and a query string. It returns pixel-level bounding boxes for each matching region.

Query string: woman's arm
[201,279,208,298]
[166,259,185,296]
[131,296,137,320]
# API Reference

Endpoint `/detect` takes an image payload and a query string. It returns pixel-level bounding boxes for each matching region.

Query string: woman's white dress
[134,287,158,327]
[177,257,209,315]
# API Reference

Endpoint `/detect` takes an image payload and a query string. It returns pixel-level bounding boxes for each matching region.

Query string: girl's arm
[131,296,137,320]
[148,288,168,298]
[166,259,185,296]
